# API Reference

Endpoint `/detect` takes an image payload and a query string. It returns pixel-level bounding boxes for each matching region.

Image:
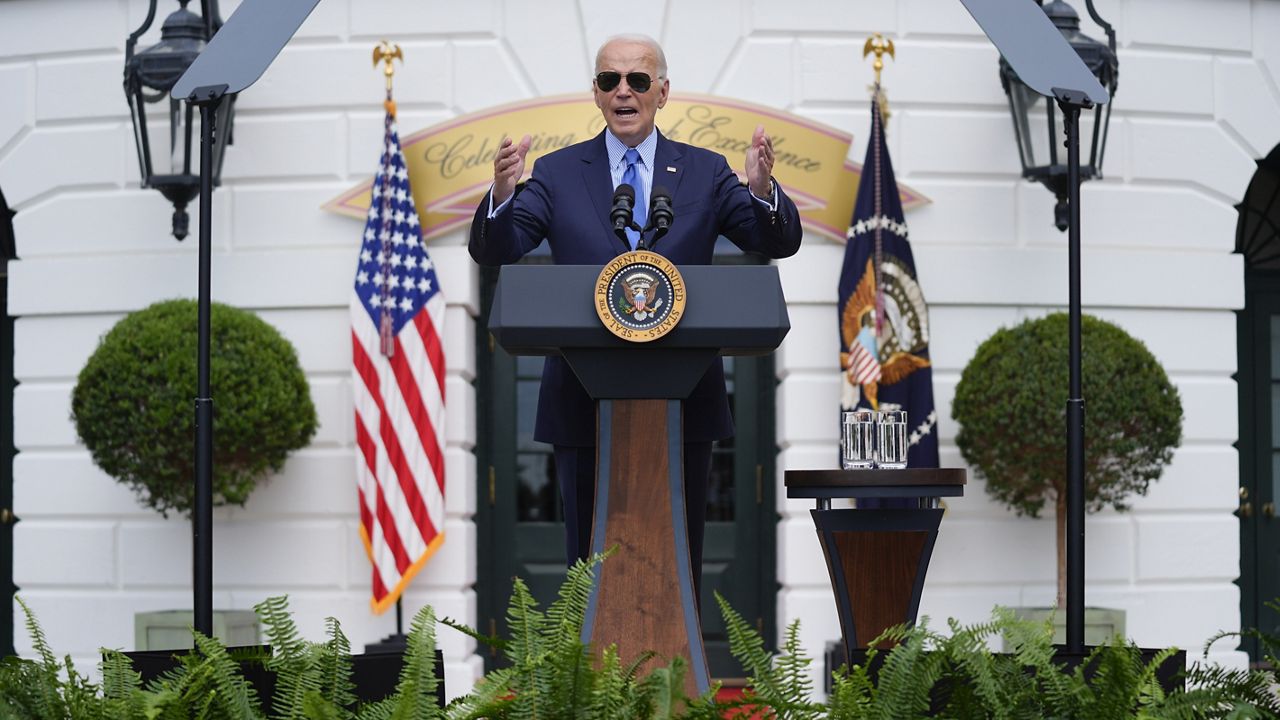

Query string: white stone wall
[3,0,1275,698]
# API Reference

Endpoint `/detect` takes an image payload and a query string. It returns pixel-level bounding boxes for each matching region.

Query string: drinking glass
[841,409,877,469]
[877,410,908,469]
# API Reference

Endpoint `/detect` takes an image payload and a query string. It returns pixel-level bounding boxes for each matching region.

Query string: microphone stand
[640,225,669,252]
[613,223,637,255]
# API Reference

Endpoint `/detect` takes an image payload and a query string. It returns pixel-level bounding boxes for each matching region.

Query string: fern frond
[825,663,875,719]
[502,577,552,718]
[714,593,771,690]
[354,696,397,720]
[386,604,442,720]
[774,618,816,710]
[11,597,71,720]
[1180,660,1280,717]
[439,668,516,720]
[191,629,262,720]
[589,645,628,719]
[545,552,611,719]
[715,593,823,719]
[639,655,693,720]
[872,623,945,719]
[439,617,507,655]
[316,617,357,717]
[302,690,348,720]
[255,595,321,720]
[99,648,147,720]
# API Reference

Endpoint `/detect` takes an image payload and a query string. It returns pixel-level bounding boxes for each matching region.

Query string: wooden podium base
[581,399,709,697]
[812,508,943,656]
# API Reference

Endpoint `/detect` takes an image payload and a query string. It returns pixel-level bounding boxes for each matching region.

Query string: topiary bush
[951,313,1182,608]
[71,299,317,517]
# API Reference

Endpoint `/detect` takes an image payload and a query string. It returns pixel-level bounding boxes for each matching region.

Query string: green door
[1238,272,1280,660]
[475,254,778,678]
[1236,148,1280,663]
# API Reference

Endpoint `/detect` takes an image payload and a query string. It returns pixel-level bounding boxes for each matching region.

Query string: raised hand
[744,124,775,199]
[493,134,532,206]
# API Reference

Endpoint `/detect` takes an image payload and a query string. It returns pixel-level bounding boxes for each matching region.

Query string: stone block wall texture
[4,0,1276,697]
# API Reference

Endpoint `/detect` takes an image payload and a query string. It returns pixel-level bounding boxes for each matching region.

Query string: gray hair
[595,34,668,78]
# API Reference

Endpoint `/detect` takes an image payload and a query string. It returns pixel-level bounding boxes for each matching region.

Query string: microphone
[610,184,638,253]
[611,183,636,230]
[641,185,674,250]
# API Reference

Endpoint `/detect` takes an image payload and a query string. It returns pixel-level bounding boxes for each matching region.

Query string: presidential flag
[351,101,447,613]
[837,90,939,469]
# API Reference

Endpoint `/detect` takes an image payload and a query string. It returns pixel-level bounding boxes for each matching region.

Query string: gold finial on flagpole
[373,41,404,114]
[862,33,894,86]
[862,33,894,124]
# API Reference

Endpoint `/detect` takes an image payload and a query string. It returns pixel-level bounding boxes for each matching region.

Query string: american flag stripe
[352,325,440,549]
[388,329,446,493]
[351,354,425,574]
[354,417,407,593]
[349,108,446,614]
[413,310,448,399]
[352,322,444,608]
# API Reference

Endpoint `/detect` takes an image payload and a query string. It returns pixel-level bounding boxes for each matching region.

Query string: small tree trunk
[1055,490,1068,611]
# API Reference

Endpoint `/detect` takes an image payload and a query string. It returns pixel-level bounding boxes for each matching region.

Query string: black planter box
[824,640,1186,698]
[121,646,445,712]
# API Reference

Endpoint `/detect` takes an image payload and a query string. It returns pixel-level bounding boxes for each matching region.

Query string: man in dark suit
[469,34,803,585]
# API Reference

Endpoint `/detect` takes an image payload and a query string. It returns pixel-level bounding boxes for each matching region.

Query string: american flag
[351,108,447,614]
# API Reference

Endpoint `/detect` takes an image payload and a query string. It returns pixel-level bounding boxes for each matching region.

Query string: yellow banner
[323,93,929,243]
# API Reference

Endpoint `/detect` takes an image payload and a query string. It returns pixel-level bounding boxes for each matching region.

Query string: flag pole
[374,40,403,359]
[365,40,409,651]
[863,35,893,357]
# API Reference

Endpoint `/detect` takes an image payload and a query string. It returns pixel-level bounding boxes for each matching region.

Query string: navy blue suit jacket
[469,130,803,446]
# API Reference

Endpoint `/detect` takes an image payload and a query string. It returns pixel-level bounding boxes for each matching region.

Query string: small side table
[785,469,966,660]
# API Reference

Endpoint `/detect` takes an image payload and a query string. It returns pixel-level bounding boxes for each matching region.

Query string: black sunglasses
[594,71,658,94]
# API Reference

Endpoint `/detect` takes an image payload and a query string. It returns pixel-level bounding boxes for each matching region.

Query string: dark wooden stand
[785,469,966,660]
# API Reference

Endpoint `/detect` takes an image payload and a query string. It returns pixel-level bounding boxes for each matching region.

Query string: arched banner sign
[323,93,928,243]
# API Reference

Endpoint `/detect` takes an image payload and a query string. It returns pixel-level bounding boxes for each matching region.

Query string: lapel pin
[666,166,677,173]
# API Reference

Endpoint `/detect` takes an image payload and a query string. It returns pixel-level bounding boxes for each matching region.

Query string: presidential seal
[594,251,686,342]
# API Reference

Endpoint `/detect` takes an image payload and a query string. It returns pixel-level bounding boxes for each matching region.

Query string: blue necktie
[622,148,646,249]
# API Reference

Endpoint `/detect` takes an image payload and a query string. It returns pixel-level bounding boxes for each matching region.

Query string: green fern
[257,594,322,720]
[440,667,517,720]
[715,591,823,719]
[384,604,443,720]
[193,629,262,720]
[140,628,263,720]
[441,550,712,719]
[317,617,358,717]
[1164,621,1280,719]
[868,622,945,719]
[99,648,147,720]
[0,597,113,720]
[15,596,66,720]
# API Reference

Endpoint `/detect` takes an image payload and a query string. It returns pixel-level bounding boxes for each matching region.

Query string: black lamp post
[124,0,232,240]
[999,0,1117,231]
[991,0,1118,655]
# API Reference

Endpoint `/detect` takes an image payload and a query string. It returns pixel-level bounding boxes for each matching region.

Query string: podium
[785,469,965,661]
[488,262,790,695]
